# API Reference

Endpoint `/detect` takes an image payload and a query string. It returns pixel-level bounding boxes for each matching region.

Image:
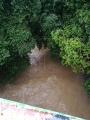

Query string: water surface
[0,47,90,119]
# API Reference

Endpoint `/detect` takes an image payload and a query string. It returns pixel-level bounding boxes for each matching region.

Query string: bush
[84,78,90,94]
[0,0,35,83]
[0,55,30,83]
[51,29,90,73]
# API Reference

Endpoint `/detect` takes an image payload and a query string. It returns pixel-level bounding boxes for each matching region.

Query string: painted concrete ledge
[0,98,86,120]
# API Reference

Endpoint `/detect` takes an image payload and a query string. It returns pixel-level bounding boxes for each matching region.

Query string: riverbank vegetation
[0,0,90,94]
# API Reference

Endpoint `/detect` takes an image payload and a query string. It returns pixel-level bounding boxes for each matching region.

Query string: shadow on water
[0,47,90,119]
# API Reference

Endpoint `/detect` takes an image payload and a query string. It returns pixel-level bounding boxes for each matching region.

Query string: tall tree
[0,0,35,82]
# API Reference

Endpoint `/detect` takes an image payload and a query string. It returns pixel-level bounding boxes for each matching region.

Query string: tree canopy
[0,0,35,82]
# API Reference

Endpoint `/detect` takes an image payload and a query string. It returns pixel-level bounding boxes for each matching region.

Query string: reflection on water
[0,46,90,119]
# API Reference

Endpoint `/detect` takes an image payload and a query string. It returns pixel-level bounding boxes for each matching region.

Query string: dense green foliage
[0,0,35,82]
[51,29,90,73]
[83,78,90,94]
[36,0,90,93]
[0,0,90,93]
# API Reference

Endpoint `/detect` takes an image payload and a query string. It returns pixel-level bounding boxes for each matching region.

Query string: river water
[0,47,90,119]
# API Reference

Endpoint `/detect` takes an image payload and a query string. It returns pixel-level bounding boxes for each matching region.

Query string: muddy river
[0,47,90,119]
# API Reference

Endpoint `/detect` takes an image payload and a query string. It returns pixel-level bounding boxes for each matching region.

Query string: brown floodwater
[0,47,90,119]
